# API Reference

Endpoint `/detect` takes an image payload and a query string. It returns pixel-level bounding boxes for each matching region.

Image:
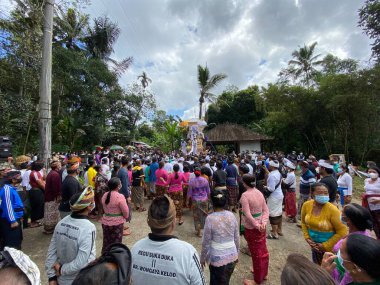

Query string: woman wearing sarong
[225,157,238,212]
[239,174,269,285]
[182,165,191,208]
[131,160,145,212]
[201,189,239,285]
[283,160,297,223]
[101,177,129,254]
[301,183,347,265]
[167,164,186,225]
[155,161,168,197]
[29,161,45,228]
[337,165,352,206]
[92,165,109,218]
[187,167,210,237]
[362,166,380,239]
[43,159,62,234]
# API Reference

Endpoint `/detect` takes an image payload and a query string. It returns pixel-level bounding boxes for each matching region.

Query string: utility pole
[38,0,55,167]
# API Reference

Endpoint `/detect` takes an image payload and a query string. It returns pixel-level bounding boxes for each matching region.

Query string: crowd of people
[0,148,380,285]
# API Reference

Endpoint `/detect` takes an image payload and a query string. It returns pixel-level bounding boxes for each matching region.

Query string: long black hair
[105,178,121,205]
[344,203,373,231]
[173,164,179,179]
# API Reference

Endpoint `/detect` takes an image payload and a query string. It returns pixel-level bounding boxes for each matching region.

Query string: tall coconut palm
[138,71,152,89]
[86,16,133,76]
[288,42,323,86]
[197,65,227,119]
[54,7,89,50]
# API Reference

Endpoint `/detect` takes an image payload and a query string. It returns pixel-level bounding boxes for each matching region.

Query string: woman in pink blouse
[240,174,269,285]
[155,161,168,197]
[101,177,129,254]
[167,164,187,225]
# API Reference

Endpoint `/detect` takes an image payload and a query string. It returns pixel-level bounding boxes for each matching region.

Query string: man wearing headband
[0,171,24,250]
[59,161,82,218]
[131,195,206,285]
[46,186,96,285]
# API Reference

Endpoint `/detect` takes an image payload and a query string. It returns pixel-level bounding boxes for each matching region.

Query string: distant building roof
[205,123,273,143]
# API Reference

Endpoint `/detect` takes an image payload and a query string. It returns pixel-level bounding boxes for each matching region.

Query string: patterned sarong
[245,227,269,284]
[192,200,208,231]
[101,223,124,254]
[155,185,167,197]
[182,184,189,208]
[43,201,60,233]
[285,190,297,218]
[226,185,238,207]
[131,186,144,205]
[168,191,184,219]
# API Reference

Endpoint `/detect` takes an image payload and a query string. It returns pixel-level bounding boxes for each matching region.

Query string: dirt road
[22,199,311,285]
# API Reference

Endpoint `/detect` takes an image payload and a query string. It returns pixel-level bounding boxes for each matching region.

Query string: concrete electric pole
[38,0,55,167]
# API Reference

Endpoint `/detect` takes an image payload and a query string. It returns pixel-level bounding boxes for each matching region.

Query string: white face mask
[369,172,379,179]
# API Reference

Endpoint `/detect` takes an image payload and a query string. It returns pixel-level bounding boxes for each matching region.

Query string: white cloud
[82,0,371,118]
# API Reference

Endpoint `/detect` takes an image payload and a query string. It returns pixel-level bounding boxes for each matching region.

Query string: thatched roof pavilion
[204,123,272,152]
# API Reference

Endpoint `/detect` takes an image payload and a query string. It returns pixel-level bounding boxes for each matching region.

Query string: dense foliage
[0,1,157,154]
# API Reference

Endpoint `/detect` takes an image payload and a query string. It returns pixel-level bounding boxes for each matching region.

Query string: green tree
[197,65,227,119]
[359,0,380,61]
[281,42,323,86]
[85,16,133,76]
[138,71,152,89]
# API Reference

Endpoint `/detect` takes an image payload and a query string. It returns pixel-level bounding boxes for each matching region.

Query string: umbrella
[110,145,124,151]
[92,145,103,151]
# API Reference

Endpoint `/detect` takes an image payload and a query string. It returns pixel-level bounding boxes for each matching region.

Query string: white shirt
[21,169,31,191]
[246,164,253,175]
[266,169,284,199]
[337,172,353,195]
[284,171,296,189]
[131,237,206,285]
[364,178,380,211]
[164,162,173,173]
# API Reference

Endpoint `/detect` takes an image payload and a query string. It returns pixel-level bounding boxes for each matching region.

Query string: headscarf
[147,195,176,230]
[0,247,41,285]
[70,186,95,212]
[50,157,60,168]
[67,162,80,171]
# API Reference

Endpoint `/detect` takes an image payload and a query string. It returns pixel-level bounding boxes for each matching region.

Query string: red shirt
[29,170,43,189]
[45,169,62,202]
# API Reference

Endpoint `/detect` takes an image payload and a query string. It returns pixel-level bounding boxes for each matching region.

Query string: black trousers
[0,218,23,250]
[29,188,44,222]
[209,261,236,285]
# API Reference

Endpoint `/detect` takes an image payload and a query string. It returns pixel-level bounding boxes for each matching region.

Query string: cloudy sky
[5,0,371,119]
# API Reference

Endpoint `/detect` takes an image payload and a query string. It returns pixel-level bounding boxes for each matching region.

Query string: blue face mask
[315,195,329,205]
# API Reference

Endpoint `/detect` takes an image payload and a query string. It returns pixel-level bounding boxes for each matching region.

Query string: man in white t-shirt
[131,195,206,285]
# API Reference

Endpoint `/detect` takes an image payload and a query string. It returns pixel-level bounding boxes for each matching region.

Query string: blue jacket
[0,184,24,223]
[149,162,159,182]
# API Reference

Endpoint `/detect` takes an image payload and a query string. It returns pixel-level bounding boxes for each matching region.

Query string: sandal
[179,220,184,225]
[123,229,131,236]
[29,222,43,228]
[139,207,147,212]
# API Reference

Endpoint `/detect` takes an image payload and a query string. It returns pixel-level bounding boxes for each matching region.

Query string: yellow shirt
[87,167,97,188]
[301,200,348,252]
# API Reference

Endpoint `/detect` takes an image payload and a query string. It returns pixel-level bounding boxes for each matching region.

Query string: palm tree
[85,16,133,76]
[288,42,323,86]
[197,65,227,119]
[54,7,89,50]
[138,71,152,89]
